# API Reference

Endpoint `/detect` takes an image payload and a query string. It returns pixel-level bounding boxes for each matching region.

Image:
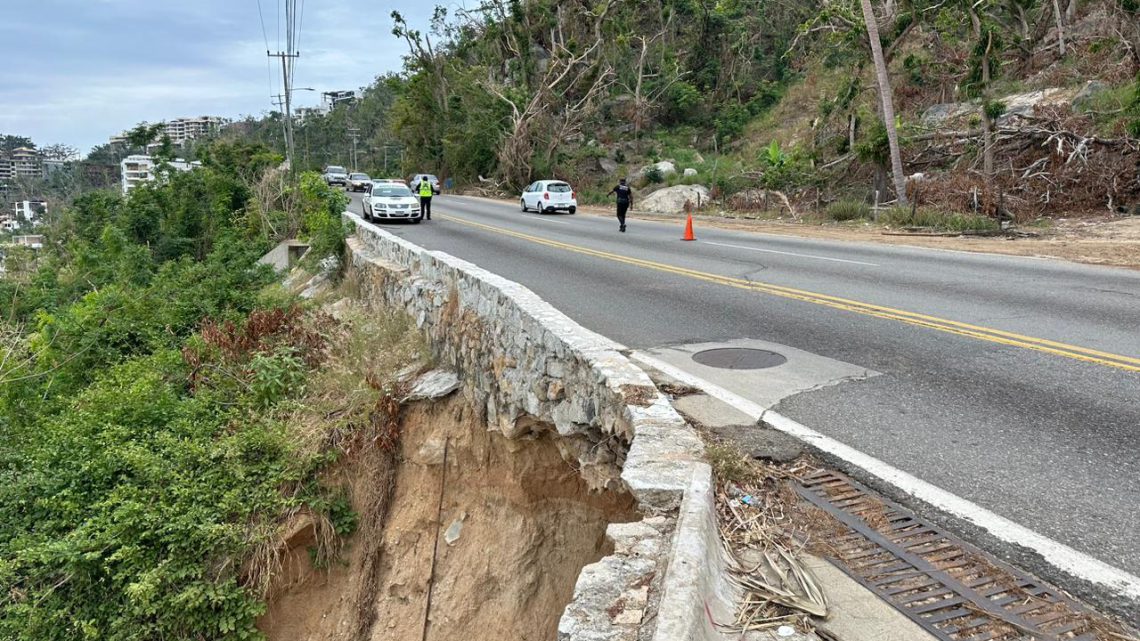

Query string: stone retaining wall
[344,214,737,641]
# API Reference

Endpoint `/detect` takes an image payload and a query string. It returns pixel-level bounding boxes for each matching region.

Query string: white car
[347,173,372,192]
[322,165,348,187]
[363,183,422,223]
[520,180,577,214]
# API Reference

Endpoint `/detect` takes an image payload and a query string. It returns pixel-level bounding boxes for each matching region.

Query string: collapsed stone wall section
[343,214,737,641]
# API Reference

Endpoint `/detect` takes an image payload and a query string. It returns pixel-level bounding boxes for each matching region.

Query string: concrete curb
[343,213,734,641]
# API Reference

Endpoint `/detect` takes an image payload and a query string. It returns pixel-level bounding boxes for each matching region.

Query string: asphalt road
[348,192,1140,577]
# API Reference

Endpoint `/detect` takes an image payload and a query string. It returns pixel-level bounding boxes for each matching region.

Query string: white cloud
[1,0,430,155]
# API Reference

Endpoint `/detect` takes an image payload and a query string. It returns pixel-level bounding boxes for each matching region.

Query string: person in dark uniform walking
[418,178,434,220]
[607,178,633,232]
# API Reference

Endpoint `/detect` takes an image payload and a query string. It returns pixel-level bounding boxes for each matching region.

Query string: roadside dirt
[619,208,1140,269]
[258,395,638,641]
[468,194,1140,269]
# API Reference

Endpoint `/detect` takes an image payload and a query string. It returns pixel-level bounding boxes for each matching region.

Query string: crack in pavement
[770,369,879,411]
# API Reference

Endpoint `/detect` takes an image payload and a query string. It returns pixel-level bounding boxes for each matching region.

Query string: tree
[858,0,908,206]
[40,143,79,162]
[0,135,34,154]
[125,123,165,152]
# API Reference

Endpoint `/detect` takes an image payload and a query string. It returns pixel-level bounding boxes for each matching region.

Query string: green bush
[644,166,665,184]
[714,103,751,142]
[663,81,703,125]
[880,207,1000,232]
[298,171,351,266]
[759,141,813,190]
[0,139,364,641]
[826,199,871,221]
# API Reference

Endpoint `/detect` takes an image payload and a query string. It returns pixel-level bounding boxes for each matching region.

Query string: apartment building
[120,155,201,194]
[109,116,227,148]
[163,116,226,143]
[0,148,43,182]
[9,148,44,180]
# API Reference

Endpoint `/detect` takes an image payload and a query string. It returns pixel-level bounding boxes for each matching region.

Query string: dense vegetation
[0,142,368,640]
[230,0,1139,223]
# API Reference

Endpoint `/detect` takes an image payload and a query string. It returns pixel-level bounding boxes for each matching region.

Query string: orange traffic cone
[681,214,696,241]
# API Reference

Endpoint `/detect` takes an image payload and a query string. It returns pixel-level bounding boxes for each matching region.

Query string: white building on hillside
[109,116,227,148]
[120,155,201,194]
[321,90,360,113]
[1,148,43,181]
[13,200,47,225]
[163,116,226,143]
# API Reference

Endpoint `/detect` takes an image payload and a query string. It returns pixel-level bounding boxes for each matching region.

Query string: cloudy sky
[1,0,434,156]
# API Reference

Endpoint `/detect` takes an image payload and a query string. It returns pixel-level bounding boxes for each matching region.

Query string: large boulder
[997,87,1077,123]
[638,185,711,214]
[598,157,618,175]
[683,168,698,177]
[920,102,976,127]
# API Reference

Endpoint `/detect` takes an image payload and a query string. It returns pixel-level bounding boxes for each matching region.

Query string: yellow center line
[439,213,1140,372]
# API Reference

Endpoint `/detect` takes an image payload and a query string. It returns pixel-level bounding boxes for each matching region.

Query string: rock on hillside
[638,185,711,214]
[631,160,677,183]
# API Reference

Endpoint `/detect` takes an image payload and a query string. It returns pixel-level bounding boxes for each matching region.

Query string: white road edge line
[703,240,880,266]
[529,215,571,225]
[630,350,1140,601]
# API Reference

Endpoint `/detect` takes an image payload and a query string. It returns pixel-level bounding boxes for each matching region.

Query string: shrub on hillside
[826,199,872,221]
[880,207,999,232]
[714,103,751,142]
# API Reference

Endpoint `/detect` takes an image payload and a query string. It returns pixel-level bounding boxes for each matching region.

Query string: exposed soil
[258,396,638,641]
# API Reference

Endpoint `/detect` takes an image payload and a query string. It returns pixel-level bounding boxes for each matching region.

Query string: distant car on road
[408,174,441,195]
[362,183,422,223]
[322,165,348,187]
[521,180,577,214]
[347,173,372,192]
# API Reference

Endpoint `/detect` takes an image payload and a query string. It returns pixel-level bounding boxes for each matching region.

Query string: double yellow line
[441,214,1140,372]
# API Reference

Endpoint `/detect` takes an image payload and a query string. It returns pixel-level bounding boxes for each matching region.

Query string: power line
[256,0,274,103]
[254,0,270,50]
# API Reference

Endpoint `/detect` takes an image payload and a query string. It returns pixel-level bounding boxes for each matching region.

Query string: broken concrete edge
[342,213,734,641]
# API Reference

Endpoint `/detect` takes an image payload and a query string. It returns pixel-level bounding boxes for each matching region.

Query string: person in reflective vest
[418,178,434,220]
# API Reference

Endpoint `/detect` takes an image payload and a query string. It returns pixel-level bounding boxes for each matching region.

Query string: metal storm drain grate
[692,347,787,370]
[795,470,1107,641]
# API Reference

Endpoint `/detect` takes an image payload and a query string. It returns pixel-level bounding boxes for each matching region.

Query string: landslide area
[259,394,638,641]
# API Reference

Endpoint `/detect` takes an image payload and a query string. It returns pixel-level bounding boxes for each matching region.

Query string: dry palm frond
[714,467,829,635]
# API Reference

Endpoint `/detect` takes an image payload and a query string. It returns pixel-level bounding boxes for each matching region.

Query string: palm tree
[858,0,908,207]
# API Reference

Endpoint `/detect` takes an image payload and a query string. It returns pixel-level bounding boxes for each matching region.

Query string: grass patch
[826,199,872,221]
[880,207,1000,232]
[705,440,760,485]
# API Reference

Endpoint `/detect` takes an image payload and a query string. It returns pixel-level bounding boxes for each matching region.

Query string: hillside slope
[234,0,1140,221]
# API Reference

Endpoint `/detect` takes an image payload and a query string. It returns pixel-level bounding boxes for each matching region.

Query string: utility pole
[268,52,300,171]
[348,127,360,172]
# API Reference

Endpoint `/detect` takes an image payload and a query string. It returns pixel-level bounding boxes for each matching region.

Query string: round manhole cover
[692,348,787,370]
